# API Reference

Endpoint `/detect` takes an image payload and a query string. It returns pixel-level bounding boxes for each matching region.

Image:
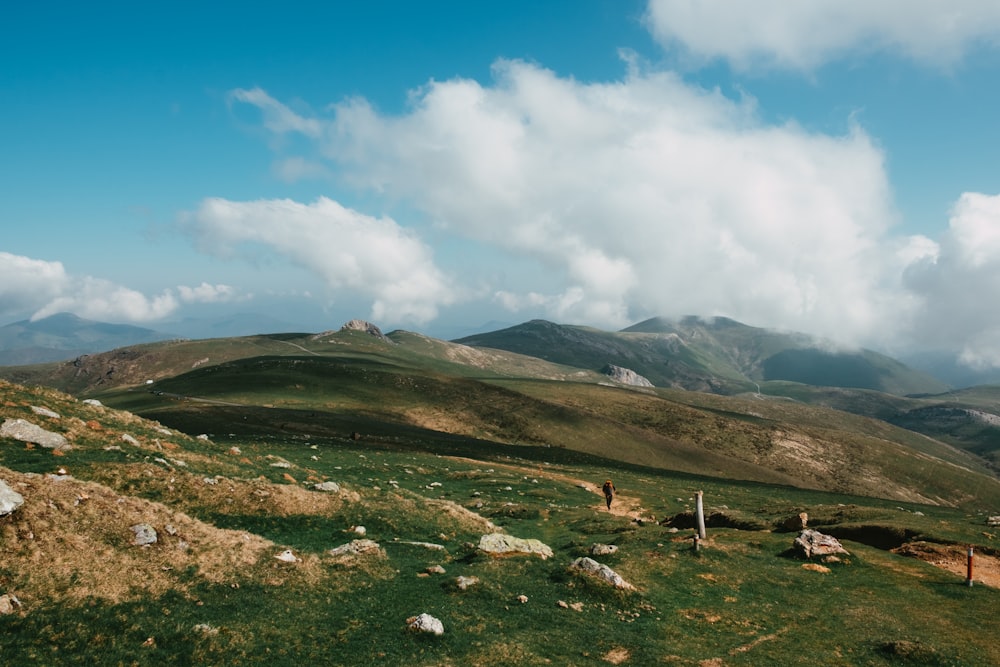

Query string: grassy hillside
[1,379,999,665]
[458,317,951,396]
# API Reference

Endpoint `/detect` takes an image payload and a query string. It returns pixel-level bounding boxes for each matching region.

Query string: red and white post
[966,546,974,587]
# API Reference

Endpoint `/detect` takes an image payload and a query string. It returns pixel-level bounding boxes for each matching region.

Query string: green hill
[1,378,999,665]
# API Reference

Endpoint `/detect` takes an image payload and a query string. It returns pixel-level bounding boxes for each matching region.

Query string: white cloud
[0,252,69,312]
[902,192,1000,366]
[229,87,323,137]
[184,196,458,325]
[31,278,179,322]
[230,59,1000,367]
[0,251,244,325]
[177,282,241,304]
[644,0,1000,71]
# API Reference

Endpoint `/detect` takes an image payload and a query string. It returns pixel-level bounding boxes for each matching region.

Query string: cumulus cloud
[230,55,1000,368]
[232,62,903,340]
[644,0,1000,71]
[183,197,457,325]
[903,193,1000,367]
[0,250,239,324]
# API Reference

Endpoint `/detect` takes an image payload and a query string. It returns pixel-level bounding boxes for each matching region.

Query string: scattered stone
[397,540,447,551]
[164,524,178,536]
[313,481,340,493]
[353,526,367,537]
[82,399,103,407]
[517,594,528,603]
[329,539,382,558]
[121,434,139,446]
[425,565,446,575]
[1,418,70,450]
[103,445,123,452]
[203,477,219,485]
[196,434,210,441]
[0,594,23,614]
[0,480,25,517]
[456,576,480,590]
[192,623,219,636]
[590,543,619,557]
[227,446,242,455]
[30,406,60,418]
[569,557,635,590]
[477,533,553,559]
[988,516,1000,528]
[557,600,568,608]
[270,461,291,468]
[275,549,300,563]
[406,613,444,635]
[131,523,158,546]
[793,530,849,559]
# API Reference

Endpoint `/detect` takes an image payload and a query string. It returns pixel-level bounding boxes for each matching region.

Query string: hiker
[602,479,615,510]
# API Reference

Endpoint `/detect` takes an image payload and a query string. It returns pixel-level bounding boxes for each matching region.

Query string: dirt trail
[445,456,653,521]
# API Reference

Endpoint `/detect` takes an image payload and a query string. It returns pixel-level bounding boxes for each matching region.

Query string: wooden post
[695,490,706,540]
[967,546,974,587]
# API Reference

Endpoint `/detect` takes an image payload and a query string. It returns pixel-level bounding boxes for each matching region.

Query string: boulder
[339,319,393,343]
[1,418,70,450]
[0,479,25,517]
[30,406,60,419]
[313,481,341,493]
[569,557,635,590]
[793,530,849,558]
[477,533,553,559]
[456,575,480,590]
[275,549,300,563]
[407,613,444,635]
[131,523,158,546]
[590,543,619,557]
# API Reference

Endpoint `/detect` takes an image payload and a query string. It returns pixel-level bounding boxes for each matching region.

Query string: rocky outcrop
[569,557,635,590]
[793,529,849,558]
[477,533,553,559]
[601,364,653,388]
[340,319,393,343]
[1,419,70,451]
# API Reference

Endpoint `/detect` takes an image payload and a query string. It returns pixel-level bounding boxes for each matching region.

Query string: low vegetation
[2,378,999,665]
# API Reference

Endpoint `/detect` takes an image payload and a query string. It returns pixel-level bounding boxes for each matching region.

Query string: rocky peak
[339,319,392,343]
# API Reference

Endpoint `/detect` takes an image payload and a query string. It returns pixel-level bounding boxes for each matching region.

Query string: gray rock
[82,399,103,407]
[1,418,70,450]
[793,530,849,558]
[988,515,1000,527]
[590,543,619,557]
[121,433,140,446]
[30,406,60,419]
[456,575,480,590]
[477,533,553,559]
[329,539,382,558]
[782,512,809,531]
[601,364,654,388]
[313,481,341,493]
[0,480,25,517]
[569,557,635,590]
[131,523,158,546]
[407,613,444,635]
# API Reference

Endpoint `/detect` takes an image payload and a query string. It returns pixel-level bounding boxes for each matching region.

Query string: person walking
[602,479,615,510]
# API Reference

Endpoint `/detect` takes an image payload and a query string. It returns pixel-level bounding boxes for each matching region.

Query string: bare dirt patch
[893,541,1000,588]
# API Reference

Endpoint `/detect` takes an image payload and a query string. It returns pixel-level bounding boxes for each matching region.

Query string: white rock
[1,418,70,450]
[0,480,25,517]
[407,613,444,635]
[121,434,140,446]
[569,557,635,590]
[313,481,340,493]
[82,399,103,407]
[131,523,158,546]
[275,549,300,563]
[30,406,60,419]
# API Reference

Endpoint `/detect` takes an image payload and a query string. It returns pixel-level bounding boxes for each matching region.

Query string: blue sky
[3,1,1000,368]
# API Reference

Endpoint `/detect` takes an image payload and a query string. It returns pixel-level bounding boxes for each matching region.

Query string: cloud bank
[0,251,237,324]
[645,0,1000,70]
[227,50,1000,366]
